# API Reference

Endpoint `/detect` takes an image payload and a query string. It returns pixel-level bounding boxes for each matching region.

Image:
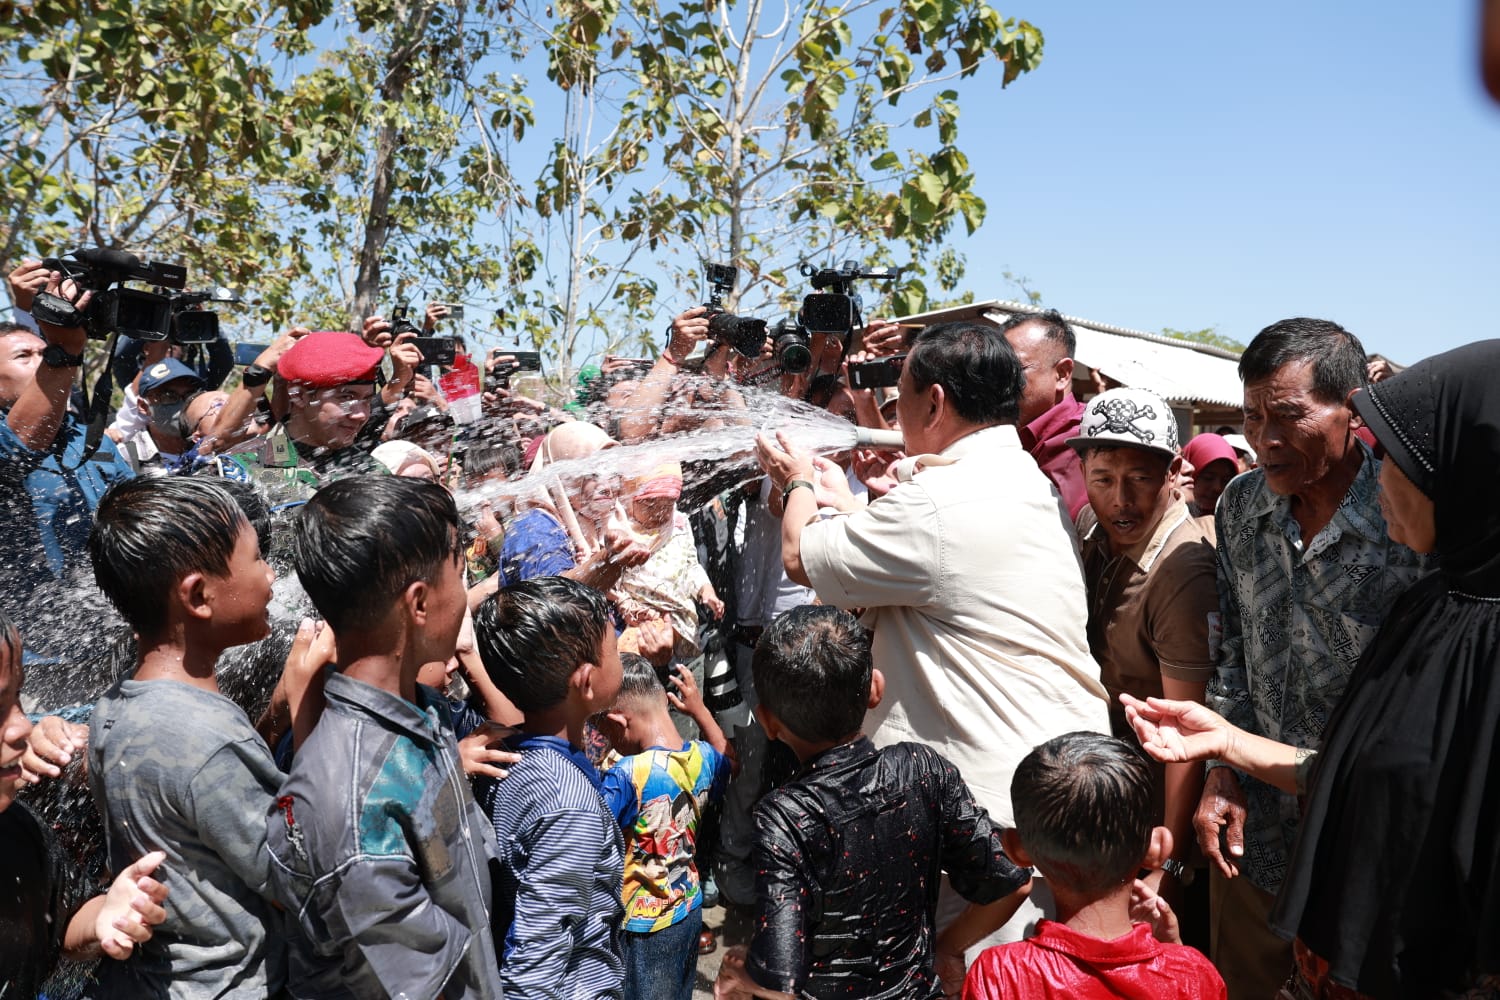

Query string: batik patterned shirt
[1206,448,1430,894]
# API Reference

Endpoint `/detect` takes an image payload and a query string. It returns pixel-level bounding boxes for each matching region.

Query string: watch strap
[42,343,85,368]
[781,479,814,507]
[241,363,274,388]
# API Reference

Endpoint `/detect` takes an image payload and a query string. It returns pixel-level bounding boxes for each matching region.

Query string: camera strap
[65,330,118,470]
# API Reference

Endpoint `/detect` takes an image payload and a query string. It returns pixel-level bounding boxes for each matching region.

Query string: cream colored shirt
[800,423,1109,828]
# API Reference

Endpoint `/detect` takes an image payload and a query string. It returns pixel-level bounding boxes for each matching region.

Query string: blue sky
[944,1,1500,361]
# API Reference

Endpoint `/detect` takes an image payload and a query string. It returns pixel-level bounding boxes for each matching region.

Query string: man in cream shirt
[756,320,1109,957]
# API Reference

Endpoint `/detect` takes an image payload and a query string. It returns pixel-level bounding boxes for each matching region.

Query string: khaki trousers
[1210,867,1294,1000]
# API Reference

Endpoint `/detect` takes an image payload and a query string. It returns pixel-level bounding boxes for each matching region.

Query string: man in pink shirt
[1001,311,1088,518]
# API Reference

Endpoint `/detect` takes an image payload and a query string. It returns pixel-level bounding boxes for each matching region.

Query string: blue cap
[138,358,203,396]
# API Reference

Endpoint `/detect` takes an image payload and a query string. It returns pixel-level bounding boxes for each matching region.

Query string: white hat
[1066,387,1179,459]
[1222,433,1257,464]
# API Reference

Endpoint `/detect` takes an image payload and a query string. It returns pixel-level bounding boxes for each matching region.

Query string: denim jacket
[267,672,503,999]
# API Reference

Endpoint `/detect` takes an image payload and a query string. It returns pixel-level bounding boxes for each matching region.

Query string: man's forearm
[7,363,76,451]
[779,486,816,587]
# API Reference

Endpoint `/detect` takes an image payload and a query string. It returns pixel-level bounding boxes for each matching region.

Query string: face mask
[150,396,194,439]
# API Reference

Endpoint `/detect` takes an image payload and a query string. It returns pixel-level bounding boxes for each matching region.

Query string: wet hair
[291,475,461,633]
[214,477,274,558]
[905,321,1024,426]
[473,576,610,714]
[89,477,248,636]
[615,652,666,706]
[464,444,522,483]
[752,605,872,743]
[1011,732,1156,897]
[998,308,1076,359]
[1238,318,1368,404]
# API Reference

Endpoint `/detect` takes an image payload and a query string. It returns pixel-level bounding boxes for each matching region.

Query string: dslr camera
[702,262,767,358]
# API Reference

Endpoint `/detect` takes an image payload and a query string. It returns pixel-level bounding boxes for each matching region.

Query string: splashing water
[6,371,887,997]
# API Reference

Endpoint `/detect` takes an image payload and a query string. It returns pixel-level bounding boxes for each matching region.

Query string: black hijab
[1271,340,1500,997]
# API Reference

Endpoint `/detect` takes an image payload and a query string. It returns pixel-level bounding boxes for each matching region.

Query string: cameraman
[0,269,134,669]
[114,358,205,475]
[614,307,750,443]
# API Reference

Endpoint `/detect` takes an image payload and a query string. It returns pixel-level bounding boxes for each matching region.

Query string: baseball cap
[138,359,203,396]
[1066,387,1179,459]
[278,332,385,388]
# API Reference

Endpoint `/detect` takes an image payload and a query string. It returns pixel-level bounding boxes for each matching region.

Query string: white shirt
[800,423,1109,827]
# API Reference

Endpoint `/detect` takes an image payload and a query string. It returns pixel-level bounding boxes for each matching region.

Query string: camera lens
[777,337,813,374]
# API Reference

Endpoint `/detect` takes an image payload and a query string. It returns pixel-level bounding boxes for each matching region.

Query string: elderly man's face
[1242,360,1356,498]
[1082,447,1178,550]
[0,331,44,409]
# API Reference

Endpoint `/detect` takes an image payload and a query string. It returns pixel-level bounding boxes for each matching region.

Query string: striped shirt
[478,734,625,999]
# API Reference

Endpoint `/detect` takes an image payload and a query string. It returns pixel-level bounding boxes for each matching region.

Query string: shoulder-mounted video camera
[29,248,241,344]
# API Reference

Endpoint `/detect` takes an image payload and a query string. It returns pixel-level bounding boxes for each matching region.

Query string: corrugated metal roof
[892,300,1245,408]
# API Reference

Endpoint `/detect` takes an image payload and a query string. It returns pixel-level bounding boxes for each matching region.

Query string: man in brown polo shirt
[1068,387,1218,926]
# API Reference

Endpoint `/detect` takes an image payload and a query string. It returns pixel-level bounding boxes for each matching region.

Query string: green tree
[1163,325,1245,354]
[512,0,1045,353]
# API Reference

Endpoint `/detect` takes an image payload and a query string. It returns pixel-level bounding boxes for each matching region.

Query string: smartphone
[234,342,270,366]
[848,353,906,390]
[488,349,543,380]
[413,336,457,367]
[436,302,465,321]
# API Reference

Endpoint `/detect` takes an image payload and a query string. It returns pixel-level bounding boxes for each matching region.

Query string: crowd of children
[4,472,1227,999]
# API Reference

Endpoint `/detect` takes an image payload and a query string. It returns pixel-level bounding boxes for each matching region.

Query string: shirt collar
[1020,394,1085,449]
[1241,441,1384,542]
[797,735,876,777]
[939,423,1021,461]
[1081,496,1191,574]
[1030,919,1163,965]
[324,671,443,745]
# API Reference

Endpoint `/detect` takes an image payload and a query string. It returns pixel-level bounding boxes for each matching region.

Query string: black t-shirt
[0,801,92,995]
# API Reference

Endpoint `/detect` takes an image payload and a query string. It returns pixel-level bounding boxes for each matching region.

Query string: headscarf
[624,460,684,503]
[371,440,441,479]
[1271,340,1500,996]
[522,421,619,559]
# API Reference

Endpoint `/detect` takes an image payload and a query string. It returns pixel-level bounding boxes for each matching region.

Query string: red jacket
[964,920,1226,1000]
[1019,395,1088,519]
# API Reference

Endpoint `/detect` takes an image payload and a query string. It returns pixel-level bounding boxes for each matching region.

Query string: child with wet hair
[596,653,732,1000]
[85,476,320,997]
[0,606,171,997]
[268,475,503,999]
[472,575,629,998]
[715,605,1032,1000]
[962,732,1225,999]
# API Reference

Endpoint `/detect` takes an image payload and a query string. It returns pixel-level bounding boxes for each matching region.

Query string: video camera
[764,261,903,374]
[702,262,767,358]
[29,247,246,345]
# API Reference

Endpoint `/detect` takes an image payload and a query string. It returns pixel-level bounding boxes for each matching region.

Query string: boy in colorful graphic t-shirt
[599,655,733,1000]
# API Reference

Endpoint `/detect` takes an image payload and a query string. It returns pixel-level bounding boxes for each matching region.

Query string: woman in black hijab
[1121,339,1500,999]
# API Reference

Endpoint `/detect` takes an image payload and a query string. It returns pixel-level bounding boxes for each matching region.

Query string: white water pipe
[852,427,905,449]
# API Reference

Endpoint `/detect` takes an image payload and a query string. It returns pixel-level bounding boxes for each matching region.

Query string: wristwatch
[241,363,274,388]
[41,343,84,368]
[1161,858,1195,886]
[781,479,814,507]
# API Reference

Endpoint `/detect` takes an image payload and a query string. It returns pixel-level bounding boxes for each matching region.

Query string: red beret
[277,332,385,388]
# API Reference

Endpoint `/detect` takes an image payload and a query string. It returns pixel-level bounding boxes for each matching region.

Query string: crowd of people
[1,252,1497,1000]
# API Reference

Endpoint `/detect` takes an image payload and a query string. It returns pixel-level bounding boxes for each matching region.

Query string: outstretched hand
[1119,693,1236,764]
